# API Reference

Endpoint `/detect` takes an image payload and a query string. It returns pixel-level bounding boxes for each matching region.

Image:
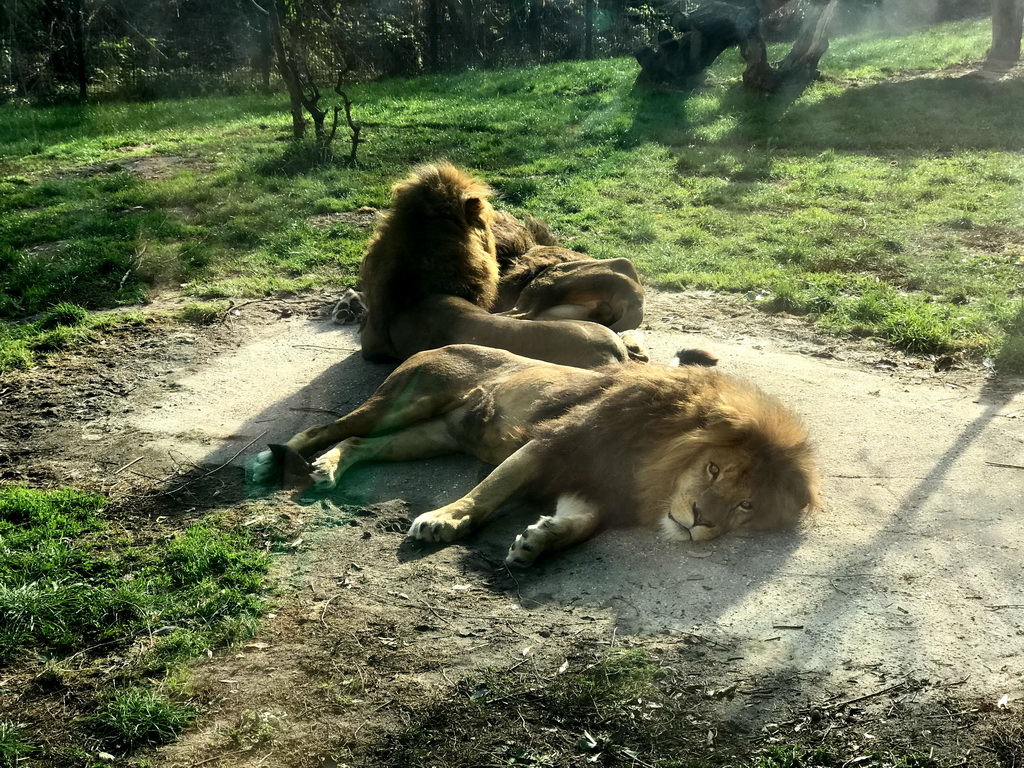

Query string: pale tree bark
[986,0,1024,69]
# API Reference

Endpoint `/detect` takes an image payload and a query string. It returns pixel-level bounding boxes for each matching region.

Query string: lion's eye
[738,501,752,511]
[707,462,720,479]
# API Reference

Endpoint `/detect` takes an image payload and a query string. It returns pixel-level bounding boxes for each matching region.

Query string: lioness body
[356,163,646,367]
[252,345,820,565]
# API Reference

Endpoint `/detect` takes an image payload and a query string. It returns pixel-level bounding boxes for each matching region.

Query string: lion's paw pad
[331,289,367,325]
[310,449,342,490]
[505,517,554,567]
[250,450,278,485]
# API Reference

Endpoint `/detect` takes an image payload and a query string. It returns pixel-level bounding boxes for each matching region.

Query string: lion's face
[658,446,813,542]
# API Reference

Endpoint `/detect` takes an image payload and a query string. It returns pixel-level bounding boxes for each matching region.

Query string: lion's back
[360,163,500,328]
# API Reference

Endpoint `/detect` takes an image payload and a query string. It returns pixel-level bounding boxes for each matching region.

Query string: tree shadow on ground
[625,68,1024,155]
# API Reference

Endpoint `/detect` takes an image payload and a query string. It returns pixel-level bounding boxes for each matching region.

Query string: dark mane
[360,162,500,338]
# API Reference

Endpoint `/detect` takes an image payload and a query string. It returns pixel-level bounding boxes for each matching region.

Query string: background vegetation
[2,16,1022,374]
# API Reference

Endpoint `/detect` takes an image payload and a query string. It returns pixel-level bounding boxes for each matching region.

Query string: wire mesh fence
[0,0,672,102]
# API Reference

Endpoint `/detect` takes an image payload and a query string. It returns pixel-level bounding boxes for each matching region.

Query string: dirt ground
[2,289,1023,767]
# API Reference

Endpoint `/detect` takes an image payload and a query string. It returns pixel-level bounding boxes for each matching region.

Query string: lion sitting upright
[355,163,646,368]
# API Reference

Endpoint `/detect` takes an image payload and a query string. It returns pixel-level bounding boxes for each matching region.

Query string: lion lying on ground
[251,345,820,566]
[353,163,647,368]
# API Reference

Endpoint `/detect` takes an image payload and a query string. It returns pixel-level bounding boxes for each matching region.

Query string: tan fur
[252,345,820,565]
[496,247,645,332]
[355,163,646,366]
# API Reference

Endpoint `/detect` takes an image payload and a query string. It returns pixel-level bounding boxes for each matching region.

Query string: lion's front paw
[310,448,342,490]
[408,502,477,543]
[505,516,555,567]
[250,449,279,485]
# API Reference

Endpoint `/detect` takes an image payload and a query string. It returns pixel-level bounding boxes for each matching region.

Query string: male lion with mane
[356,163,646,368]
[252,345,820,565]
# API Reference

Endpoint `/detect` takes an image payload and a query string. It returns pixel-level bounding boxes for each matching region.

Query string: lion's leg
[309,418,460,490]
[408,440,543,543]
[251,354,466,485]
[505,495,601,567]
[359,320,398,362]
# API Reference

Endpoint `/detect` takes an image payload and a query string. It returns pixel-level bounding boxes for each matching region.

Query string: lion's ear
[463,196,490,228]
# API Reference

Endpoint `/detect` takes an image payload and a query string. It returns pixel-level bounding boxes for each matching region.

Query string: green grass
[0,720,36,766]
[90,687,196,748]
[0,302,146,374]
[0,486,269,667]
[1,17,1022,369]
[0,485,270,754]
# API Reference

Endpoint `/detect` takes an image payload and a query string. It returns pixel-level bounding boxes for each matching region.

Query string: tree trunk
[527,0,542,58]
[633,0,836,95]
[72,0,87,101]
[426,0,440,71]
[584,0,594,59]
[986,0,1024,68]
[267,1,306,139]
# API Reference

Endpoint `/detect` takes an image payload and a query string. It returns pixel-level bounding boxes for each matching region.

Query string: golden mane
[532,364,820,530]
[359,162,500,341]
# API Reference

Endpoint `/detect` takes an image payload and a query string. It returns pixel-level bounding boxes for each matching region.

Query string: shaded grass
[369,648,972,768]
[1,18,1023,369]
[0,303,146,375]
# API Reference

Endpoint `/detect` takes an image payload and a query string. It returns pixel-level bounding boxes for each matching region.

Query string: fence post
[585,0,594,58]
[528,0,541,58]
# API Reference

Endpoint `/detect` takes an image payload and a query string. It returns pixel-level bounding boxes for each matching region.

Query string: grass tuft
[0,720,36,765]
[90,686,196,748]
[40,301,89,329]
[177,301,227,325]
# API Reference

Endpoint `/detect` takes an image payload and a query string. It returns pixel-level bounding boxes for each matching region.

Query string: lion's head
[359,163,502,344]
[644,384,821,542]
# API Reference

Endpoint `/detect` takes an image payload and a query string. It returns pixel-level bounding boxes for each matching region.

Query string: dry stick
[319,593,343,626]
[113,456,144,475]
[826,680,907,710]
[293,344,361,352]
[162,431,267,496]
[985,461,1024,470]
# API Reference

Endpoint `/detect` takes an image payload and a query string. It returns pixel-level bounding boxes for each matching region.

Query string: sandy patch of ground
[2,289,1022,766]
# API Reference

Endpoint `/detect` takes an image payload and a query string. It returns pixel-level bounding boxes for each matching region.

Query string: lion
[493,246,645,332]
[251,345,820,566]
[353,163,647,368]
[332,212,645,334]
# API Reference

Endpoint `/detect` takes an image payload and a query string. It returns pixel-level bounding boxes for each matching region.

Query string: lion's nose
[691,502,705,526]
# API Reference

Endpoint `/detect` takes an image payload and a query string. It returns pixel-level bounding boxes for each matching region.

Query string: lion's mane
[531,364,820,529]
[359,163,500,340]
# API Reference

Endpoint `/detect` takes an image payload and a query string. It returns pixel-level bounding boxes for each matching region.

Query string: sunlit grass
[1,17,1022,369]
